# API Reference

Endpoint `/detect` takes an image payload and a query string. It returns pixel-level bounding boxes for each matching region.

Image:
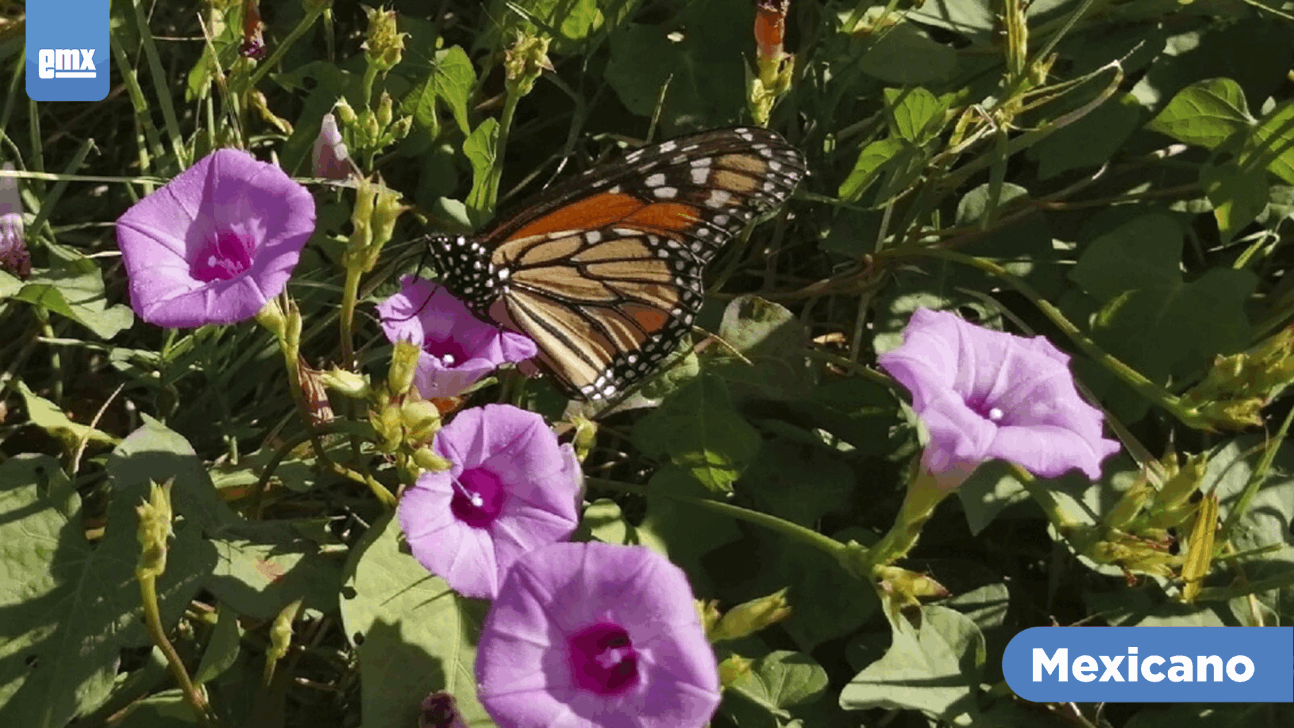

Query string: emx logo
[38,49,98,80]
[26,1,109,101]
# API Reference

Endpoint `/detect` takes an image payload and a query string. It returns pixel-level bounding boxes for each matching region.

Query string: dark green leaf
[632,376,761,493]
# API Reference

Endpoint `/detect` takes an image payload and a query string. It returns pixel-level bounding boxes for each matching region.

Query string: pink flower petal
[879,308,1121,481]
[477,542,720,728]
[397,404,581,599]
[115,148,315,327]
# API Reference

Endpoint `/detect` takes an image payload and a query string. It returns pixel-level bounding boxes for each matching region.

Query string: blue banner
[26,0,110,101]
[1004,626,1293,702]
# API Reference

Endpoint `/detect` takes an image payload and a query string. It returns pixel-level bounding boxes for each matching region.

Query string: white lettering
[1197,655,1223,682]
[1128,646,1138,682]
[56,49,78,71]
[1099,655,1126,681]
[1034,648,1068,682]
[1226,656,1254,682]
[1141,655,1165,682]
[38,48,55,79]
[1072,655,1097,682]
[79,49,95,71]
[1168,656,1193,682]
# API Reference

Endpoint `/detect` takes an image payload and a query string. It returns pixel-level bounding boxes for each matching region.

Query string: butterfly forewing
[434,127,807,400]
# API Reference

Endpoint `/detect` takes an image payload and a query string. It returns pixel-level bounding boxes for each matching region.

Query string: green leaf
[706,527,877,651]
[635,467,743,591]
[706,295,816,401]
[1070,213,1256,382]
[884,87,947,145]
[736,439,853,527]
[631,376,760,493]
[1251,100,1294,184]
[4,253,133,339]
[1202,150,1271,241]
[1146,78,1252,149]
[340,515,495,728]
[0,444,215,727]
[839,606,986,722]
[728,651,829,716]
[16,380,120,451]
[605,0,748,130]
[407,46,475,137]
[858,22,957,85]
[193,605,242,685]
[1031,92,1143,179]
[204,527,342,621]
[464,118,499,223]
[838,137,905,203]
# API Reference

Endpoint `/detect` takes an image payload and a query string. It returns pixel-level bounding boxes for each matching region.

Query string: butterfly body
[429,127,807,400]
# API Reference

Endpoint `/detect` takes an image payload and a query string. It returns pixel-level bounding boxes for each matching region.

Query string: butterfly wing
[443,127,807,400]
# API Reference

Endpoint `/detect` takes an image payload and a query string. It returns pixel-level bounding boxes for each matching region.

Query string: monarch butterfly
[427,127,807,401]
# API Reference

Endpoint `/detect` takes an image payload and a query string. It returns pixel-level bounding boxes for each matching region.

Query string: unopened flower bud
[135,479,174,580]
[401,398,442,443]
[320,367,370,398]
[363,5,405,72]
[412,445,452,472]
[504,32,553,96]
[389,339,422,396]
[709,588,792,642]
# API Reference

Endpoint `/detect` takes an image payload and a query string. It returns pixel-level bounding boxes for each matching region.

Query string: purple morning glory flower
[377,276,536,399]
[476,542,721,728]
[397,403,582,599]
[878,308,1121,481]
[115,148,316,328]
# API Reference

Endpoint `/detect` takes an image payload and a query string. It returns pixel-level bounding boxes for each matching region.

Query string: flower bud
[135,479,174,580]
[363,5,405,72]
[401,398,442,443]
[335,97,358,126]
[571,415,597,463]
[389,339,422,396]
[412,445,453,473]
[320,367,371,398]
[709,588,792,642]
[504,32,553,97]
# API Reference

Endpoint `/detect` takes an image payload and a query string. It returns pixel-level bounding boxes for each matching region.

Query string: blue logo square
[26,0,110,102]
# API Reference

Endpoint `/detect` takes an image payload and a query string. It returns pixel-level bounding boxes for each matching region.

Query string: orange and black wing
[433,127,807,400]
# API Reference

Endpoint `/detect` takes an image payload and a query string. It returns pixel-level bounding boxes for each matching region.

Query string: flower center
[965,395,1008,424]
[191,230,254,282]
[423,334,469,368]
[449,467,507,527]
[568,622,639,695]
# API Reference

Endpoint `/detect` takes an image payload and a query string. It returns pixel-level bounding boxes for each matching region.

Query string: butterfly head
[424,233,501,318]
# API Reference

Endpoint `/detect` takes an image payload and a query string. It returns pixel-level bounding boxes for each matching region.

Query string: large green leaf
[605,0,748,130]
[339,515,494,728]
[0,436,216,727]
[839,606,986,723]
[406,46,475,137]
[1070,213,1256,383]
[706,295,817,402]
[632,375,761,493]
